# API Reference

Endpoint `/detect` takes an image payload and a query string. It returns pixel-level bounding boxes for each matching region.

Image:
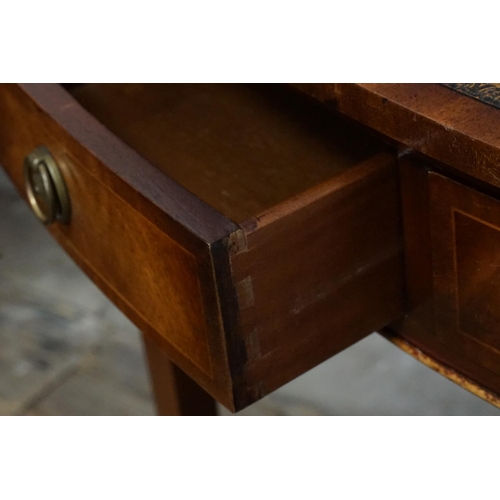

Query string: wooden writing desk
[1,83,499,414]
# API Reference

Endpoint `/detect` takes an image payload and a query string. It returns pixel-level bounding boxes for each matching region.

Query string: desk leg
[142,335,217,416]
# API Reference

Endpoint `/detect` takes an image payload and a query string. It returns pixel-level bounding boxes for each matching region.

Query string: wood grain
[16,83,238,243]
[398,152,434,330]
[230,152,405,404]
[0,83,407,411]
[0,83,236,409]
[391,155,500,398]
[292,83,500,195]
[430,173,500,373]
[292,84,500,403]
[70,83,382,223]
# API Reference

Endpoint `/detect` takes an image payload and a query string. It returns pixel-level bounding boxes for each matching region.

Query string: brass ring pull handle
[23,146,71,224]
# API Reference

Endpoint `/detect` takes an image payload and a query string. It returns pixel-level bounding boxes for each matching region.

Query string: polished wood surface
[397,152,434,331]
[430,173,500,373]
[230,152,405,403]
[390,153,500,398]
[4,82,500,412]
[0,83,236,409]
[9,84,237,242]
[0,83,406,411]
[292,83,500,195]
[292,84,500,403]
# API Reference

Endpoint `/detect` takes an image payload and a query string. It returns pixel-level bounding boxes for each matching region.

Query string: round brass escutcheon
[23,146,71,225]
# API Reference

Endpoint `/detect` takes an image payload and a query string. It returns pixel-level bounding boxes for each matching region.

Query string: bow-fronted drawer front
[0,84,404,411]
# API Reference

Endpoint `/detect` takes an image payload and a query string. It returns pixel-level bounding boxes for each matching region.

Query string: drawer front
[395,154,500,398]
[0,84,237,407]
[430,173,500,370]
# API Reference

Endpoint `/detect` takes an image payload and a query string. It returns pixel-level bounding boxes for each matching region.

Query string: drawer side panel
[230,152,405,404]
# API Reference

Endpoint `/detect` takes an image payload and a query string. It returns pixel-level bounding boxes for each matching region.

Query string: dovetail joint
[228,229,248,255]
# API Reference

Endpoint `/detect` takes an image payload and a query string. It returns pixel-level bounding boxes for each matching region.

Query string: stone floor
[1,168,499,416]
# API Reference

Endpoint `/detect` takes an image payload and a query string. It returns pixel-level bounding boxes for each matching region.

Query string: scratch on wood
[61,102,77,111]
[236,276,255,309]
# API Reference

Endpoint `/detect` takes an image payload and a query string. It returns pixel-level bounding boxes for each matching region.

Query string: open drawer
[0,84,404,411]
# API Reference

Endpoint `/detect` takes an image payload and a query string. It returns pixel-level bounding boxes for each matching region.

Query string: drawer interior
[64,83,404,408]
[69,83,383,223]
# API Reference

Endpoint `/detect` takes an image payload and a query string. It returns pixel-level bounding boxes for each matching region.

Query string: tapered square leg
[142,335,217,416]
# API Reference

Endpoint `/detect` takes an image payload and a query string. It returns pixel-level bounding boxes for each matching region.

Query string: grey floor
[1,168,499,416]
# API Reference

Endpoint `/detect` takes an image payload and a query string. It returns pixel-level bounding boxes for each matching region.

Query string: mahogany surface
[3,82,500,412]
[0,83,406,411]
[291,84,500,402]
[0,83,236,409]
[292,83,500,194]
[393,154,500,398]
[230,153,404,402]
